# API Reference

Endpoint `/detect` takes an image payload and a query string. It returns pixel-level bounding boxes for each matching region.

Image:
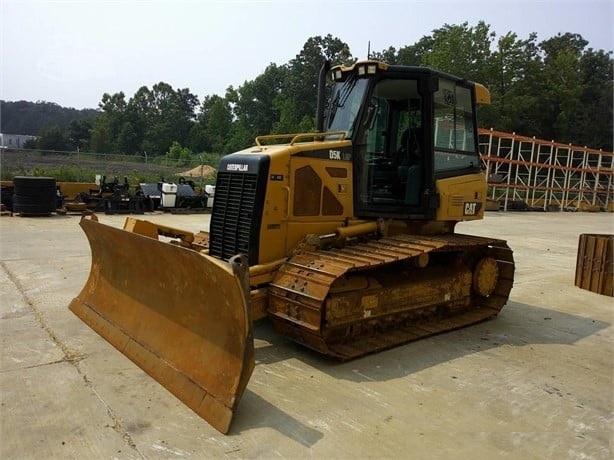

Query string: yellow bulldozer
[70,60,514,434]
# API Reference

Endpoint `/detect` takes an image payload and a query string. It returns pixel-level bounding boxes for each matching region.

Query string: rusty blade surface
[69,216,254,434]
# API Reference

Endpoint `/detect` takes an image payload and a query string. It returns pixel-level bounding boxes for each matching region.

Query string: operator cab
[324,61,484,220]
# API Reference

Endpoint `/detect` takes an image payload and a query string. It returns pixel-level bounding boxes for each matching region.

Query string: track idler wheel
[472,257,499,296]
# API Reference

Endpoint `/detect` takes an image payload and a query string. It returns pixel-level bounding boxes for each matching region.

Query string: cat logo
[226,163,248,172]
[329,150,341,160]
[464,202,479,216]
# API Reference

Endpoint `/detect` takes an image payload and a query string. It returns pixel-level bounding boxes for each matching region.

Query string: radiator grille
[209,172,258,262]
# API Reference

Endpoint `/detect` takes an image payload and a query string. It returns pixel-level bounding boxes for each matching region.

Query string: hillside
[1,100,99,135]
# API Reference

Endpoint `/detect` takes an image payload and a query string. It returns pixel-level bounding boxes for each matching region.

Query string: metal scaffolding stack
[479,128,613,212]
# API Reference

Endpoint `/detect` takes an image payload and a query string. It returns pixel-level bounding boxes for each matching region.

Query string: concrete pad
[0,211,612,459]
[0,262,64,371]
[0,363,130,459]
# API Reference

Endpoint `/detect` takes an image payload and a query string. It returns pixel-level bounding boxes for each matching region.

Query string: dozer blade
[69,216,254,434]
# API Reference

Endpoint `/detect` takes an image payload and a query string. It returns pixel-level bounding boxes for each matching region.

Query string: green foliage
[68,118,93,151]
[370,46,400,64]
[2,28,612,156]
[198,95,233,154]
[0,100,98,136]
[199,151,224,166]
[163,141,193,167]
[421,21,496,83]
[22,138,37,149]
[272,34,354,136]
[31,165,93,182]
[87,84,200,157]
[89,122,111,153]
[37,126,69,152]
[371,25,613,151]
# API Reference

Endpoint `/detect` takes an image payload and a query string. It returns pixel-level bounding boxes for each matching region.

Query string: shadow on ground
[253,301,609,382]
[227,300,610,440]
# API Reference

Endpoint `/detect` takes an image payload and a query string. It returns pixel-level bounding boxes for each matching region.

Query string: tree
[538,33,588,142]
[117,121,140,155]
[397,36,435,66]
[232,63,287,138]
[4,28,612,154]
[480,32,542,133]
[420,21,496,83]
[37,125,68,151]
[89,91,129,154]
[576,49,613,150]
[165,141,193,167]
[136,83,199,156]
[67,118,92,151]
[274,35,353,134]
[369,46,399,64]
[89,84,199,156]
[197,95,233,154]
[89,123,111,154]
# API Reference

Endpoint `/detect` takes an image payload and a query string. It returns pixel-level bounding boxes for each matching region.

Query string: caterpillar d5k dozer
[70,60,514,433]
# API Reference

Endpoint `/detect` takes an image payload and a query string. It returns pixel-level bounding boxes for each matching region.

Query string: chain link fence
[0,147,218,186]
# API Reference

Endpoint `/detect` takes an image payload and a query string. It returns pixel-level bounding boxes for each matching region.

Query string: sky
[1,0,613,110]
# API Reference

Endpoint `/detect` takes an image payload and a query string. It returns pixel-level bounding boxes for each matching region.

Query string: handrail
[254,131,346,147]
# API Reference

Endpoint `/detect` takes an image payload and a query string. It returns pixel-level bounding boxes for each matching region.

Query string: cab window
[433,80,478,172]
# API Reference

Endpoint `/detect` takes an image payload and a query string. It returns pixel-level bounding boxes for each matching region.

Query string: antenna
[367,40,371,59]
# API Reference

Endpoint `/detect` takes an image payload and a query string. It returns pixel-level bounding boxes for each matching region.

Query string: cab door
[353,76,432,219]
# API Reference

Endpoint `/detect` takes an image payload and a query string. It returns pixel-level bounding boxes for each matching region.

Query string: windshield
[326,77,369,139]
